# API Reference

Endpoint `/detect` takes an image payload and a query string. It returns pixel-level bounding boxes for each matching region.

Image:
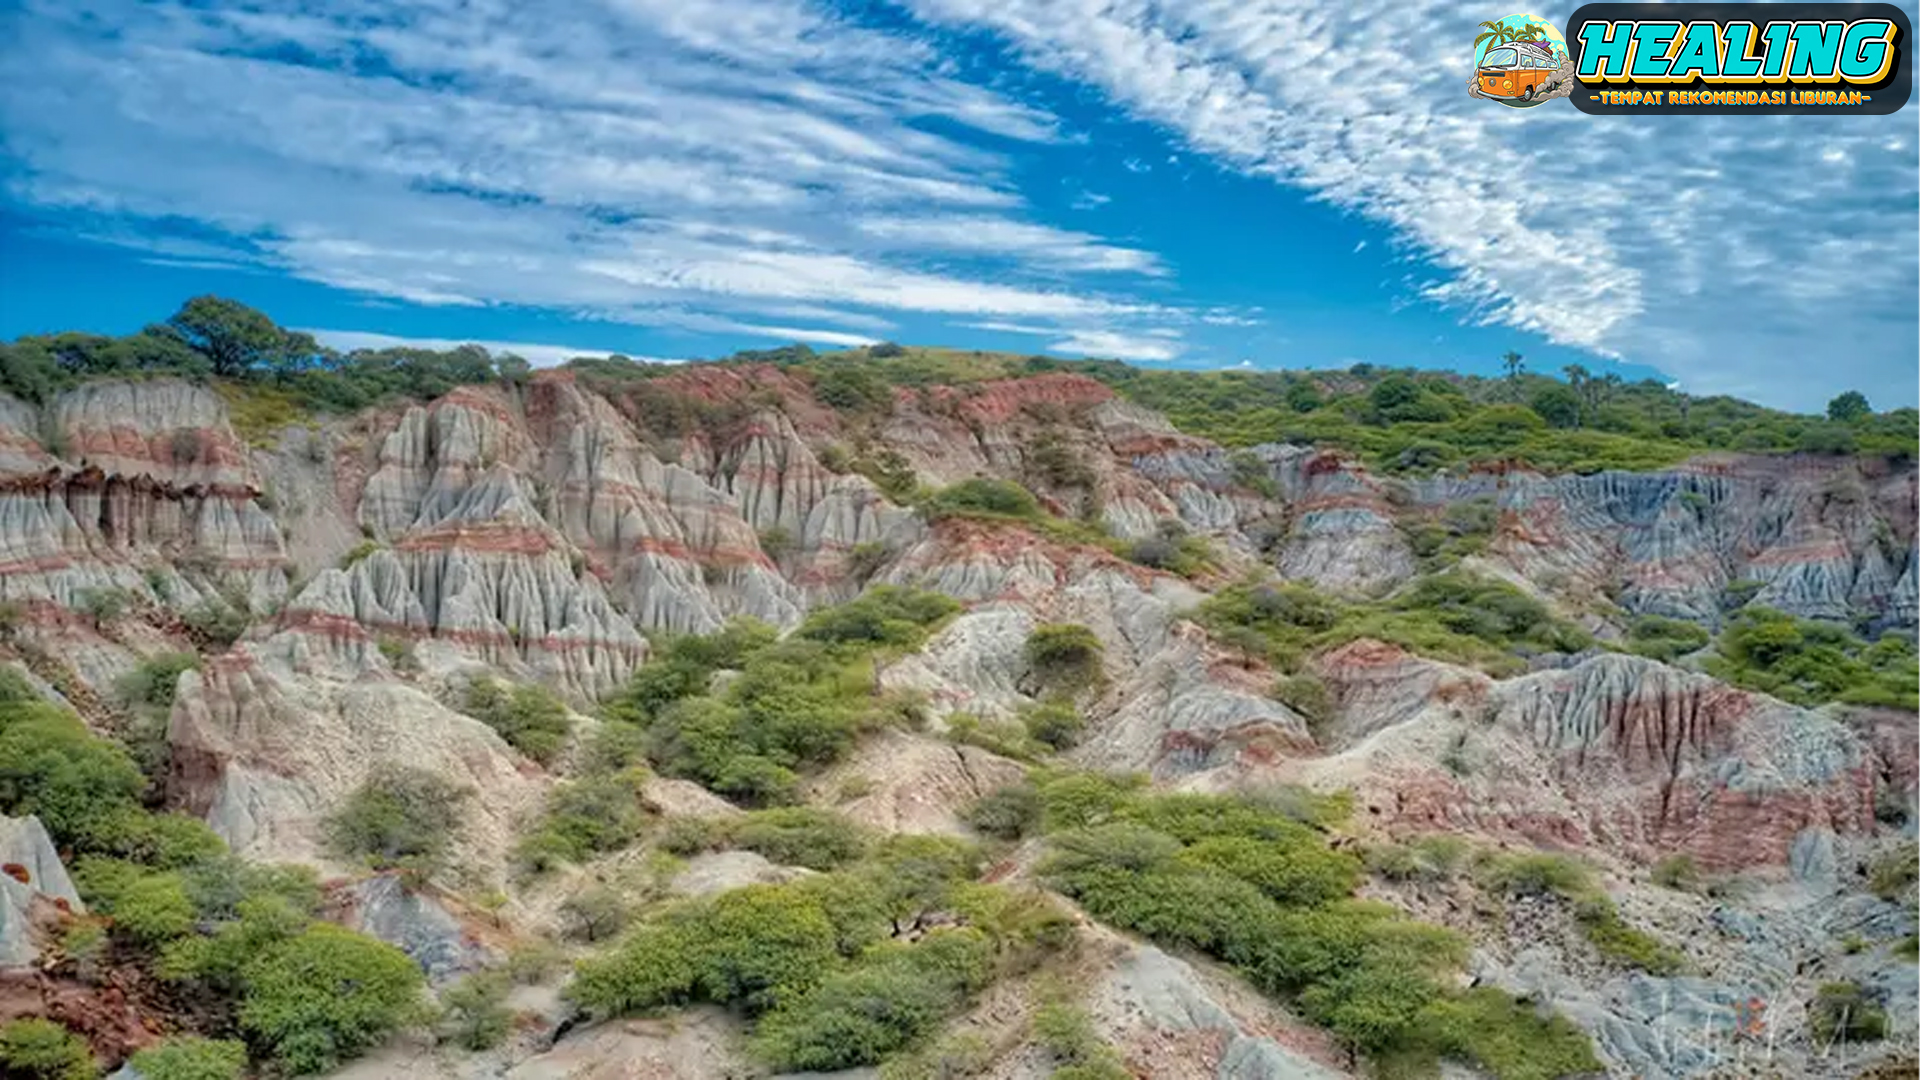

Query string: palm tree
[1476,19,1550,56]
[1474,20,1515,52]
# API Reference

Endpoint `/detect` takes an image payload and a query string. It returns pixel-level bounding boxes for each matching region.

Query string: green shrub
[1021,700,1085,750]
[464,678,572,766]
[945,713,1043,762]
[796,586,959,650]
[1650,854,1701,892]
[116,652,199,710]
[750,929,994,1071]
[1033,771,1143,832]
[1868,847,1917,901]
[239,922,428,1074]
[181,601,250,650]
[1273,674,1332,730]
[376,635,417,672]
[963,781,1042,840]
[0,1019,94,1080]
[559,886,632,944]
[325,766,469,876]
[1179,835,1361,906]
[921,478,1042,522]
[515,769,650,871]
[1811,981,1887,1043]
[127,1036,248,1080]
[1626,616,1710,662]
[1703,608,1917,709]
[1479,852,1593,900]
[1574,898,1685,975]
[0,699,150,857]
[73,858,197,945]
[439,969,512,1051]
[339,540,382,569]
[1419,988,1605,1080]
[731,807,868,871]
[1025,623,1103,690]
[1029,778,1598,1078]
[876,1032,995,1080]
[1365,837,1470,883]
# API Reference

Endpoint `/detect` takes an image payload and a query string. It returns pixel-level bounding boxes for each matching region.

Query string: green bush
[944,713,1043,763]
[1029,778,1598,1077]
[325,766,470,876]
[1574,898,1684,975]
[1025,623,1103,690]
[730,807,868,870]
[0,1019,94,1080]
[1199,573,1591,678]
[439,969,513,1051]
[629,608,950,804]
[181,601,250,650]
[1868,847,1917,901]
[1479,852,1593,900]
[0,698,150,856]
[963,781,1042,840]
[1703,608,1917,709]
[1021,700,1086,751]
[1811,981,1887,1043]
[239,923,428,1074]
[1626,616,1710,662]
[921,478,1043,522]
[128,1036,248,1080]
[750,929,994,1071]
[796,586,960,650]
[515,769,650,871]
[464,678,572,766]
[72,858,197,945]
[117,652,200,710]
[559,886,632,944]
[1650,854,1701,892]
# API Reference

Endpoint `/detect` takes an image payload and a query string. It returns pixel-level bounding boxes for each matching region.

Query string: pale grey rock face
[1095,944,1347,1080]
[169,652,545,881]
[882,606,1034,720]
[669,850,804,899]
[345,873,493,983]
[0,814,83,968]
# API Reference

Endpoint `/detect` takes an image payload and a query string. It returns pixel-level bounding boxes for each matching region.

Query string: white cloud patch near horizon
[305,329,685,367]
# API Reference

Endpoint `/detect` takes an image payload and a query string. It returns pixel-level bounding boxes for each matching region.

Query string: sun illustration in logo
[1470,14,1572,108]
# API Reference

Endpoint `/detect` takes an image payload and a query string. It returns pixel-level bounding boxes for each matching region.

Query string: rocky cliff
[0,366,1912,1079]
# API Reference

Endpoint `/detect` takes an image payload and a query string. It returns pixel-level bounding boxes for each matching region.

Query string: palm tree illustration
[1475,19,1547,54]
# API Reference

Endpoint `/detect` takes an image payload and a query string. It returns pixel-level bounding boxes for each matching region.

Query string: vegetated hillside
[0,297,1914,1080]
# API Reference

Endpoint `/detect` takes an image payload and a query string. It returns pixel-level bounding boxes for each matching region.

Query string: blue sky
[1,0,1914,412]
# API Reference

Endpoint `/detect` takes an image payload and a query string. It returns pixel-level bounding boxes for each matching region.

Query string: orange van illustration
[1477,40,1558,101]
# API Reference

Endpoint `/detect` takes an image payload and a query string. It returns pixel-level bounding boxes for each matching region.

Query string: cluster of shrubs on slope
[738,344,1915,473]
[1049,359,1917,472]
[568,831,1072,1073]
[959,771,1601,1078]
[1199,572,1594,681]
[1702,606,1918,710]
[595,587,957,808]
[0,669,427,1077]
[919,477,1216,576]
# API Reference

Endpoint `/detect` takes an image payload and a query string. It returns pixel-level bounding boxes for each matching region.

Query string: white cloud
[1048,329,1181,362]
[0,0,1198,358]
[904,0,1918,408]
[854,216,1162,274]
[306,328,682,367]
